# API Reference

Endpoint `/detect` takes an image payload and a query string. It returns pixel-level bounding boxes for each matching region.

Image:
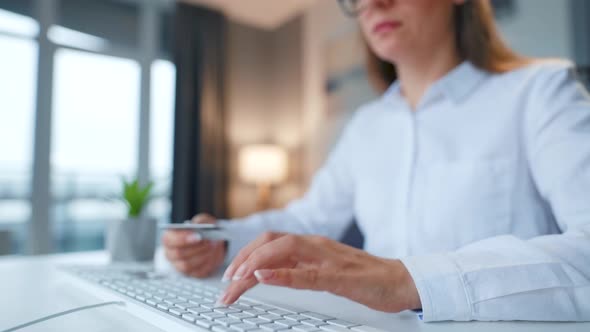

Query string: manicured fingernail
[186,233,202,243]
[222,265,232,282]
[254,269,274,281]
[233,265,247,281]
[215,292,228,306]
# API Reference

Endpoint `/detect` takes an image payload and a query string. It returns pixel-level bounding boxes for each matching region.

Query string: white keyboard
[62,266,384,332]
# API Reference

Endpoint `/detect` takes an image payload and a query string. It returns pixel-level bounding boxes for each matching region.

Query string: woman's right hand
[162,213,227,278]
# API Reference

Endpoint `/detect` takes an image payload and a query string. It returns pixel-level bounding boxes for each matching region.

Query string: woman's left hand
[218,232,421,313]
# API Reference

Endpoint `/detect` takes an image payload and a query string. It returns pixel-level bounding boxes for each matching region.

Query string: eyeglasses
[337,0,369,17]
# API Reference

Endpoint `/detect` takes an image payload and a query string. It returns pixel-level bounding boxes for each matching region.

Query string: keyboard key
[326,319,359,328]
[188,307,211,314]
[214,307,241,314]
[228,312,255,320]
[190,298,206,305]
[259,323,289,331]
[293,326,321,332]
[351,326,384,332]
[202,302,223,309]
[268,309,292,317]
[164,298,184,305]
[274,319,301,327]
[230,323,259,331]
[284,314,308,322]
[174,302,195,310]
[244,309,267,316]
[169,308,188,316]
[231,304,253,311]
[320,325,351,332]
[145,299,158,306]
[153,294,174,301]
[301,312,333,321]
[239,300,258,306]
[254,304,276,311]
[243,317,270,325]
[213,326,234,332]
[182,313,198,322]
[196,319,220,329]
[202,312,227,320]
[259,314,281,322]
[301,319,328,328]
[156,303,170,310]
[214,317,243,327]
[205,285,221,292]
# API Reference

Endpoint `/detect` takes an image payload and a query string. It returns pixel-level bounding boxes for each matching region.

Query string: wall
[225,18,304,218]
[301,0,354,184]
[496,0,575,61]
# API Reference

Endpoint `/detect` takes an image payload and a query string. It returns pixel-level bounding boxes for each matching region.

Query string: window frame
[0,0,174,254]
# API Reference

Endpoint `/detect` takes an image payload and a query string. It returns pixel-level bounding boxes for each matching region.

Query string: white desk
[0,251,587,332]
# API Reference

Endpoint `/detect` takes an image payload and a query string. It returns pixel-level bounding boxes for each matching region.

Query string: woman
[163,0,590,321]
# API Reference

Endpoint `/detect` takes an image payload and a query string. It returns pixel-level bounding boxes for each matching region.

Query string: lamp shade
[239,144,288,185]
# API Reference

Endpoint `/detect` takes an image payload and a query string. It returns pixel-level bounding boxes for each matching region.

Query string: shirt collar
[383,61,489,106]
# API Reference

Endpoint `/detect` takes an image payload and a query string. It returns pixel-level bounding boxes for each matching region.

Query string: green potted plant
[106,178,157,262]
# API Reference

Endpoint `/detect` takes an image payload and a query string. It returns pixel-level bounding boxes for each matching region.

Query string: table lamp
[238,144,288,210]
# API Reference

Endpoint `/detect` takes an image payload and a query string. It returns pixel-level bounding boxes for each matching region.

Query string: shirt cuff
[412,309,424,320]
[401,253,472,322]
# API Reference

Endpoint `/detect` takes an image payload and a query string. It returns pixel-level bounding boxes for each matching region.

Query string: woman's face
[358,0,464,65]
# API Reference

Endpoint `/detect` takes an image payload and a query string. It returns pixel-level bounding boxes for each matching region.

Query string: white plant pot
[106,217,157,263]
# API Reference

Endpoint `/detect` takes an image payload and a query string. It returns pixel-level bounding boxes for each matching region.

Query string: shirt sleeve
[218,114,360,261]
[401,63,590,322]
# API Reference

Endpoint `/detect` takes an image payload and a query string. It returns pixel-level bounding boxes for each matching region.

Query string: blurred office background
[0,0,589,256]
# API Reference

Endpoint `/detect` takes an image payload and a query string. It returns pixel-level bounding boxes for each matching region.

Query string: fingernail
[222,265,232,282]
[233,265,247,281]
[186,233,202,243]
[254,269,274,281]
[215,292,228,306]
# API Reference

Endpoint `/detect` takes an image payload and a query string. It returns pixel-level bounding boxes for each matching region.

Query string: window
[149,59,176,222]
[0,7,38,254]
[0,7,38,37]
[58,0,139,49]
[51,48,140,252]
[0,0,175,255]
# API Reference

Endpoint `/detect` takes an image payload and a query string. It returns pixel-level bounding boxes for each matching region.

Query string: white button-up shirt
[219,61,590,322]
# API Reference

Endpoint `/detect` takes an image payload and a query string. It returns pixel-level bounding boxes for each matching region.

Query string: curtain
[171,3,228,223]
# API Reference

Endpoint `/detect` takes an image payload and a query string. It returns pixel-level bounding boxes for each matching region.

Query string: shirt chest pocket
[418,159,513,249]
